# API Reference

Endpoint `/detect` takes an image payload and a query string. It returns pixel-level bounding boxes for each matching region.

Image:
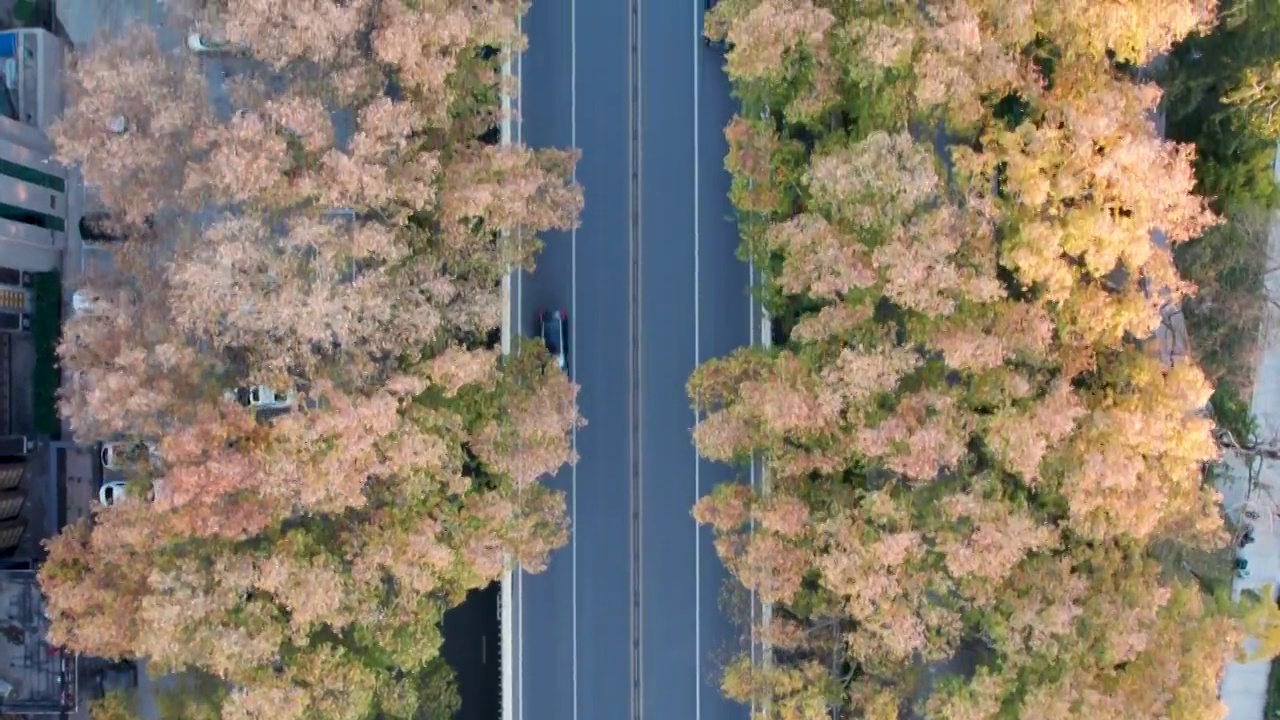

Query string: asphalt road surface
[441,584,500,720]
[511,0,754,718]
[513,0,632,718]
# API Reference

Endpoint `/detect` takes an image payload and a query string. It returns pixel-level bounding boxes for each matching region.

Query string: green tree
[1161,0,1280,210]
[1159,0,1280,441]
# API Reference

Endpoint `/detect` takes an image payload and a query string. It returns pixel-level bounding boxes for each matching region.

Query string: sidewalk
[1216,167,1280,720]
[54,0,176,49]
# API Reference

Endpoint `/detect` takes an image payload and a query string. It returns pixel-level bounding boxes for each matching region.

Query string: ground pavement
[1217,206,1280,720]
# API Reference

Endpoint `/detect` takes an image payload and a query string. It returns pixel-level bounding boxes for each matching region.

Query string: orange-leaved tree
[43,1,582,718]
[696,0,1238,718]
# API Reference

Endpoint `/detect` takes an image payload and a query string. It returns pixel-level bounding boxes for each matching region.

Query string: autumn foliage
[699,0,1239,718]
[43,2,581,718]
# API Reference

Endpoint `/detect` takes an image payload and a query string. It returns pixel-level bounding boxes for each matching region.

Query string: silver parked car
[101,441,160,471]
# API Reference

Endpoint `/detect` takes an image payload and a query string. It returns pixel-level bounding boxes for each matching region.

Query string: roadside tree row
[44,2,582,719]
[698,1,1253,718]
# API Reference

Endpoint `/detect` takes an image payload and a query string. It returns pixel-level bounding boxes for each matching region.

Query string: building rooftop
[0,564,75,714]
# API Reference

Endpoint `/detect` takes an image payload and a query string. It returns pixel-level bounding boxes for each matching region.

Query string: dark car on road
[539,309,568,370]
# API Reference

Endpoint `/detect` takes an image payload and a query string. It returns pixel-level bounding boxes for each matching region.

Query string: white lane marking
[515,34,524,356]
[758,237,774,705]
[692,1,703,720]
[570,0,580,717]
[638,3,646,713]
[629,0,646,714]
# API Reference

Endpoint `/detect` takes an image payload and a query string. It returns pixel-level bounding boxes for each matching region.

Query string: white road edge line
[500,18,516,720]
[516,16,529,720]
[760,263,773,689]
[631,0,647,715]
[570,0,580,717]
[692,1,703,720]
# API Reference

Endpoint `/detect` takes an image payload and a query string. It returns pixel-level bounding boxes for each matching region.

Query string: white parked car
[224,385,297,411]
[98,481,129,507]
[71,289,101,316]
[98,480,158,507]
[187,33,246,54]
[100,441,160,471]
[249,385,295,409]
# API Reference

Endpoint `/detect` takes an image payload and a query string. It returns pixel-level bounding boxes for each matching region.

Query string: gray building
[0,564,76,714]
[0,114,67,277]
[0,29,69,278]
[0,26,83,718]
[0,30,68,452]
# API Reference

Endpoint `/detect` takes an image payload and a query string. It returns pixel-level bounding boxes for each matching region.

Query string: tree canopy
[43,2,582,718]
[699,0,1243,717]
[1161,0,1280,211]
